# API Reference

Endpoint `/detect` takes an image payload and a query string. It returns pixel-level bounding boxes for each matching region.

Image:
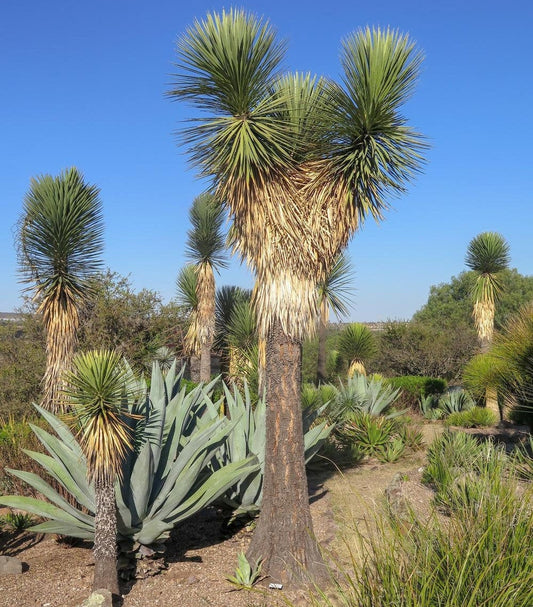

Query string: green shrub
[0,416,47,496]
[1,511,34,531]
[445,406,497,428]
[340,412,396,455]
[422,431,511,514]
[387,376,447,409]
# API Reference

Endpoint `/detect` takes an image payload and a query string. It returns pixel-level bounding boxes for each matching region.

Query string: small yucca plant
[338,323,377,377]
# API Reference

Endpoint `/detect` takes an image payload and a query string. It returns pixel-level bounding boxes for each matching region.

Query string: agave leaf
[29,520,94,540]
[21,449,94,510]
[32,403,85,459]
[164,359,181,400]
[167,457,260,522]
[133,519,173,546]
[148,416,234,518]
[0,496,93,530]
[304,420,332,463]
[29,425,92,496]
[6,469,93,526]
[127,439,155,522]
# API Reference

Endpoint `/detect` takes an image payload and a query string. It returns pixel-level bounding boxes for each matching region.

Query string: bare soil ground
[1,421,509,607]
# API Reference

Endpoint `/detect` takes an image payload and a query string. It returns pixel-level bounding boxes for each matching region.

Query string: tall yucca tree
[317,252,355,383]
[338,322,377,377]
[18,168,104,411]
[465,232,510,352]
[169,9,425,583]
[465,232,510,419]
[176,263,200,379]
[185,192,228,381]
[64,349,135,596]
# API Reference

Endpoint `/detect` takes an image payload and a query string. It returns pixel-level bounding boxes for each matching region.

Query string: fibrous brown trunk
[93,477,119,596]
[317,301,328,384]
[41,295,79,412]
[475,304,501,421]
[246,319,326,586]
[189,355,201,382]
[199,341,211,382]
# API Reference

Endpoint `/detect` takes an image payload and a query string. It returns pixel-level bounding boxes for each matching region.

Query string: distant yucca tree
[338,323,377,377]
[18,168,104,411]
[64,349,135,596]
[465,232,510,419]
[184,193,228,381]
[465,232,510,352]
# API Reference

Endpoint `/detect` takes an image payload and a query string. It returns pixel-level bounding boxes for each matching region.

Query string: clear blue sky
[1,0,531,320]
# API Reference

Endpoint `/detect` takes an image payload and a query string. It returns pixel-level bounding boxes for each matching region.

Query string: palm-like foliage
[317,253,355,321]
[215,287,258,388]
[317,252,355,382]
[169,9,425,582]
[176,263,199,358]
[64,350,134,484]
[338,323,377,376]
[214,285,251,353]
[227,299,258,386]
[184,193,228,381]
[492,304,533,412]
[18,167,104,411]
[465,232,510,350]
[64,349,134,594]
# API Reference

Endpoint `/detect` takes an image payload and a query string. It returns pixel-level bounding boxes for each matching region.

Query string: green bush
[387,375,447,409]
[445,406,497,428]
[0,416,47,496]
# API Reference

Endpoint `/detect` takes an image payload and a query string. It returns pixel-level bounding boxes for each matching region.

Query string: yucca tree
[184,192,228,381]
[64,349,135,596]
[176,263,200,380]
[18,168,104,411]
[338,322,377,377]
[169,9,425,583]
[317,252,355,383]
[465,232,510,352]
[465,232,510,418]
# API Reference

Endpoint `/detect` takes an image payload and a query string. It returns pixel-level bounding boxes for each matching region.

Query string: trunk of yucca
[189,355,201,382]
[474,301,501,421]
[41,295,79,412]
[246,318,325,585]
[199,341,211,383]
[93,477,119,595]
